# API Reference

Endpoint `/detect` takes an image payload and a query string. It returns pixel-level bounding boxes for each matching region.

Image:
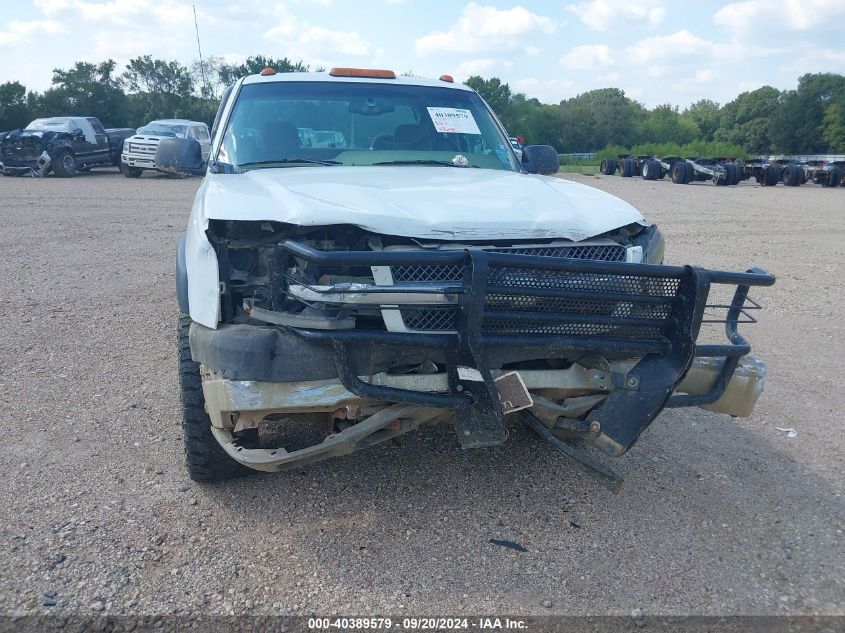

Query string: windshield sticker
[427,107,481,135]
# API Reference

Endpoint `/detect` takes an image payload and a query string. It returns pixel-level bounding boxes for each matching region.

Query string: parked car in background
[509,136,523,161]
[0,117,134,177]
[121,119,211,178]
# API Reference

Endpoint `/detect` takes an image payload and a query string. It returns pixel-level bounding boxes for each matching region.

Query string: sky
[1,0,844,108]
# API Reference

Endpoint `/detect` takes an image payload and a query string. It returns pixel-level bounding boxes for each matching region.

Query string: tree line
[467,73,845,156]
[0,55,315,132]
[1,53,843,156]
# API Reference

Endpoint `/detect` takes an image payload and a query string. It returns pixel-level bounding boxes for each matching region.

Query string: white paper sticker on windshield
[427,107,481,134]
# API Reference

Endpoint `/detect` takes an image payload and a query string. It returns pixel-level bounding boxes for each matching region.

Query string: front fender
[185,191,221,328]
[176,233,189,313]
[46,139,74,156]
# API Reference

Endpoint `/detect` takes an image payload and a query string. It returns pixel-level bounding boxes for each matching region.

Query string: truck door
[193,125,212,161]
[66,120,91,158]
[87,118,111,161]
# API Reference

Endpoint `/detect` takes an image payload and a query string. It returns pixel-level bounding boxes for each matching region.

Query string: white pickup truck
[159,68,774,487]
[121,119,210,177]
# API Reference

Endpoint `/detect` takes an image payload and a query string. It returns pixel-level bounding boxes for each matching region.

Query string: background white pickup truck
[121,119,210,177]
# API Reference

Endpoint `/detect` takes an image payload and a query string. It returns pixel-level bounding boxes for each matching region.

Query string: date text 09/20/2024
[307,617,528,630]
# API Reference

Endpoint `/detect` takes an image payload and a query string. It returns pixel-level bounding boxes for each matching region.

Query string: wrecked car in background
[121,119,211,178]
[0,117,134,177]
[162,67,775,489]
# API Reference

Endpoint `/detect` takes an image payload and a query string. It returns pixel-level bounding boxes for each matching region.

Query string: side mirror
[521,145,559,175]
[155,137,207,176]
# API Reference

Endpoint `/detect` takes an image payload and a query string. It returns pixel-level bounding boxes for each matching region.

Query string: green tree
[0,81,35,130]
[559,88,645,151]
[639,104,700,145]
[683,99,720,142]
[821,102,845,152]
[465,76,514,120]
[770,73,845,153]
[217,55,311,86]
[715,86,781,154]
[46,60,128,126]
[122,55,195,125]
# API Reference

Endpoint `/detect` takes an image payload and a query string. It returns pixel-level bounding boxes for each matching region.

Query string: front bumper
[0,151,50,176]
[121,153,156,169]
[193,240,774,461]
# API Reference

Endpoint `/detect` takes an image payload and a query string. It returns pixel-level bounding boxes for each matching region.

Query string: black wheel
[605,159,617,175]
[121,163,142,178]
[671,162,687,184]
[623,158,635,177]
[642,160,655,180]
[783,165,800,186]
[762,165,779,186]
[52,150,77,178]
[730,163,741,185]
[178,313,251,482]
[829,167,842,188]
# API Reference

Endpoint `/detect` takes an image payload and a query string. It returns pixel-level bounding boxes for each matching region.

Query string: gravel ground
[0,169,842,618]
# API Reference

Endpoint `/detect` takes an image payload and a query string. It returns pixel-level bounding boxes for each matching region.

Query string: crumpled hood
[196,166,644,241]
[2,129,46,140]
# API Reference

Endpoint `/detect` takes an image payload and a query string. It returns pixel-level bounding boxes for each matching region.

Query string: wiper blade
[237,158,342,168]
[372,159,478,168]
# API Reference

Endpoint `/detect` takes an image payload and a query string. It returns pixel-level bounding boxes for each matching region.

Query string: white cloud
[693,68,715,83]
[566,0,665,31]
[264,11,372,59]
[0,20,69,45]
[295,27,370,56]
[416,2,556,56]
[560,44,614,70]
[513,77,576,103]
[625,29,713,64]
[646,65,671,79]
[784,48,845,74]
[455,58,500,77]
[598,71,620,82]
[32,0,207,30]
[714,0,845,36]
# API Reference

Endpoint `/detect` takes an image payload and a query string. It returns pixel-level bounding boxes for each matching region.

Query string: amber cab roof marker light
[260,67,276,76]
[330,67,396,79]
[439,74,454,83]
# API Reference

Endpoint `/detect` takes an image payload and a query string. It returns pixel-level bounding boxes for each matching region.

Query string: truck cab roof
[241,71,473,92]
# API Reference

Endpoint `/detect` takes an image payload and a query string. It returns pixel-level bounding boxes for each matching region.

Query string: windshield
[137,123,187,137]
[27,118,77,133]
[218,81,520,172]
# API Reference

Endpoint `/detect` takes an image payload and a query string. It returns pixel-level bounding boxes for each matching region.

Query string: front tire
[178,313,250,482]
[121,163,142,178]
[52,151,77,178]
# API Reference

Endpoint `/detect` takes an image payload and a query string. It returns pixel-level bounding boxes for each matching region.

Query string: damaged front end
[0,130,54,177]
[188,221,773,487]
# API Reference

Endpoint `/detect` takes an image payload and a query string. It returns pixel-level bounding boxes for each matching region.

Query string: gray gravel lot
[0,169,842,617]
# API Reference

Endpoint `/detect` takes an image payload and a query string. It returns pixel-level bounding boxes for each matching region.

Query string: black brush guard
[278,239,774,457]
